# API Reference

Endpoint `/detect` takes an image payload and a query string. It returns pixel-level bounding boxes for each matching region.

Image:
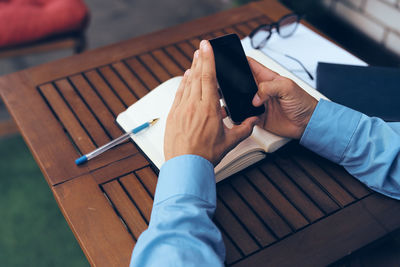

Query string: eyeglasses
[249,13,302,49]
[249,13,314,80]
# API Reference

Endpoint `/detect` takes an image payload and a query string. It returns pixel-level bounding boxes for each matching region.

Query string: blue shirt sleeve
[130,155,225,267]
[300,99,400,199]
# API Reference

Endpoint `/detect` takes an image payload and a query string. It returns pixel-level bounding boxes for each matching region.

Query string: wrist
[299,98,318,138]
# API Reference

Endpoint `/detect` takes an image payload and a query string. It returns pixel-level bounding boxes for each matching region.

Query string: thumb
[226,116,258,149]
[252,77,289,107]
[248,57,278,82]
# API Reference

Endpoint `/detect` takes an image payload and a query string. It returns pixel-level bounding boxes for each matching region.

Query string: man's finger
[248,57,278,83]
[189,48,203,100]
[171,69,189,110]
[200,40,219,104]
[252,76,290,107]
[226,116,258,149]
[183,50,198,100]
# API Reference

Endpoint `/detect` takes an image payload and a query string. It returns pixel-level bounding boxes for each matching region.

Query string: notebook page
[116,77,182,169]
[251,126,290,152]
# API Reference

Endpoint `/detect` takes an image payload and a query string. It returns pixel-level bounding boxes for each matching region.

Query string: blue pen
[75,118,159,165]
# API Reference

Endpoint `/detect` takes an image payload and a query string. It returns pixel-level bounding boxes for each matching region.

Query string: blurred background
[0,0,399,266]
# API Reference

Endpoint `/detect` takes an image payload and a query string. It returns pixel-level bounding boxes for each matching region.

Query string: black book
[316,62,400,122]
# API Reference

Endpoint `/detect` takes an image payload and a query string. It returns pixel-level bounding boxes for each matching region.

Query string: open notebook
[117,49,327,182]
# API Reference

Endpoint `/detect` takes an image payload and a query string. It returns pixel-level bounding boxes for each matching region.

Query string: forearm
[130,155,225,267]
[301,99,400,199]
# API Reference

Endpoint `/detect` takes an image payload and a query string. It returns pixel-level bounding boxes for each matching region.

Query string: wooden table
[1,1,400,266]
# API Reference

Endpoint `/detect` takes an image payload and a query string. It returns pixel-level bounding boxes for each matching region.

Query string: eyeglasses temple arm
[284,54,314,80]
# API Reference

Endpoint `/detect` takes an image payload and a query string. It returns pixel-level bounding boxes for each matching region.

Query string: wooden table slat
[134,166,158,198]
[299,147,371,199]
[124,57,160,90]
[138,53,172,83]
[102,181,148,240]
[39,83,96,154]
[98,66,138,106]
[322,161,371,198]
[290,148,355,207]
[55,79,111,147]
[218,182,277,246]
[92,153,148,184]
[233,23,253,37]
[230,176,292,239]
[232,194,400,267]
[53,175,134,266]
[151,49,185,77]
[209,30,227,38]
[176,41,197,60]
[214,199,260,255]
[164,45,192,70]
[200,33,215,41]
[245,168,309,230]
[111,62,150,99]
[245,20,260,31]
[274,152,341,214]
[83,142,139,171]
[259,161,325,222]
[254,16,273,25]
[222,26,242,38]
[120,173,154,222]
[221,230,243,264]
[84,70,126,116]
[50,75,140,172]
[188,38,201,49]
[69,74,124,139]
[231,25,247,39]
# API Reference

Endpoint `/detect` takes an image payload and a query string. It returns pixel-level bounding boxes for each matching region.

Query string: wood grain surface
[1,1,399,266]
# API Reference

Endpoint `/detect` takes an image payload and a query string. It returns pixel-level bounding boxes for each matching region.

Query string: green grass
[0,134,88,266]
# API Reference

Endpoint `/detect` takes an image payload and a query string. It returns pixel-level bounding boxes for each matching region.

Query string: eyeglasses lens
[278,15,299,38]
[251,25,271,49]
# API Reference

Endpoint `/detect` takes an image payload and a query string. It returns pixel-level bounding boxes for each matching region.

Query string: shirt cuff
[154,155,216,205]
[300,99,363,164]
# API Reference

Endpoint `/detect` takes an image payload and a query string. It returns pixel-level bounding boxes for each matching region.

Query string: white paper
[241,24,367,88]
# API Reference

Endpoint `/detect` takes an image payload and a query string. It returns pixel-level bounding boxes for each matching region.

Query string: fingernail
[194,50,199,59]
[184,69,191,76]
[252,94,261,106]
[200,40,209,51]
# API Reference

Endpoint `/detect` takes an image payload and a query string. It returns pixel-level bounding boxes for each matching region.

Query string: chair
[0,0,89,59]
[0,0,89,136]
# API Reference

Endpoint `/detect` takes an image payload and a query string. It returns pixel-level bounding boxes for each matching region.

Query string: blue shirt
[130,99,400,266]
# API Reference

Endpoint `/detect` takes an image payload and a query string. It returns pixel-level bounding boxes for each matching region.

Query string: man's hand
[164,40,258,166]
[249,57,318,139]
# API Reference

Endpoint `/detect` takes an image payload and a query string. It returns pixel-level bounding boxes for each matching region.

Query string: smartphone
[209,34,265,124]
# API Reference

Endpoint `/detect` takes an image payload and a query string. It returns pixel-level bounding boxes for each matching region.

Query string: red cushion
[0,0,89,47]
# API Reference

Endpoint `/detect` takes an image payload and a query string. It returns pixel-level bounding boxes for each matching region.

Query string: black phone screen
[209,34,265,124]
